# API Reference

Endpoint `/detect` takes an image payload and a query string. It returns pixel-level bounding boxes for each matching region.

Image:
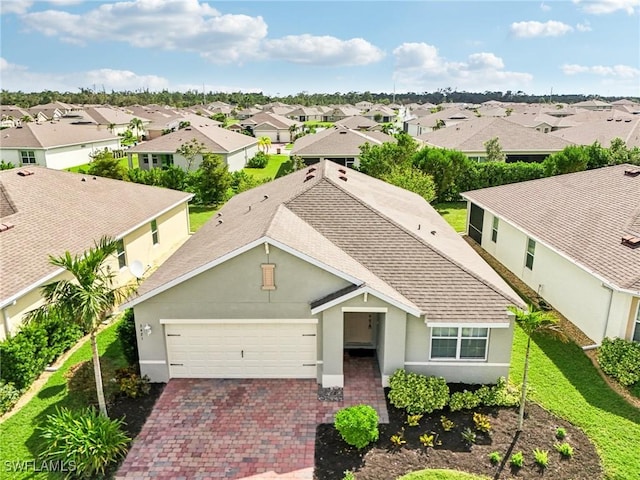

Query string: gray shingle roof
[0,167,192,307]
[0,122,118,149]
[462,164,640,293]
[291,127,394,156]
[132,161,522,322]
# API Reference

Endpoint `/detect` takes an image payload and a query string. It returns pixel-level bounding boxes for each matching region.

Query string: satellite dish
[130,260,145,279]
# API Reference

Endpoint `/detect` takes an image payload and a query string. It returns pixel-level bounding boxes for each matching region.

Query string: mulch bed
[315,390,602,480]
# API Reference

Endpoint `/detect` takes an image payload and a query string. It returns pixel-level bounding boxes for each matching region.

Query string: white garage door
[164,321,317,379]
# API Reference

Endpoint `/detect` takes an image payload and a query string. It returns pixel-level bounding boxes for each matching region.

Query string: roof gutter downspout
[582,283,614,351]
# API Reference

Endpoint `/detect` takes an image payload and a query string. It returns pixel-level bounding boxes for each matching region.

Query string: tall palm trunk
[518,336,531,431]
[91,330,108,417]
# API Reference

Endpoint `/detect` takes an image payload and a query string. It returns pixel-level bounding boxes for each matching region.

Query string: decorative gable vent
[261,263,276,290]
[624,169,640,177]
[621,235,640,248]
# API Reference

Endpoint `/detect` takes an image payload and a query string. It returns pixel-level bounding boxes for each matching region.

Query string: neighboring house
[0,106,34,128]
[241,112,302,143]
[404,109,472,136]
[362,105,396,123]
[290,126,394,167]
[322,105,362,122]
[417,117,573,162]
[123,160,524,387]
[549,117,640,148]
[79,107,151,136]
[286,107,322,122]
[334,115,379,131]
[0,166,193,340]
[127,122,258,172]
[461,164,640,344]
[573,99,613,111]
[0,122,121,169]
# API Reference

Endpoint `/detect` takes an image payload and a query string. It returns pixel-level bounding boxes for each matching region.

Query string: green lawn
[433,202,467,233]
[510,327,640,480]
[0,321,126,480]
[398,469,489,480]
[243,154,290,181]
[67,156,132,173]
[188,205,218,232]
[304,121,334,128]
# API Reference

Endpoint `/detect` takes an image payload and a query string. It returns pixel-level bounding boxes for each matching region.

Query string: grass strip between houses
[0,320,125,480]
[510,326,640,480]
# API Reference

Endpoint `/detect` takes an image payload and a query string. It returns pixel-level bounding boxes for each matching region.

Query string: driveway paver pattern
[116,355,387,480]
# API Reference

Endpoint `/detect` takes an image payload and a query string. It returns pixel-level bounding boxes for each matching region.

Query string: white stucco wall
[45,139,121,169]
[476,206,637,343]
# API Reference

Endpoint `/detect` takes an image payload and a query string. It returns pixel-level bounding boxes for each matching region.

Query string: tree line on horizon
[1,88,636,109]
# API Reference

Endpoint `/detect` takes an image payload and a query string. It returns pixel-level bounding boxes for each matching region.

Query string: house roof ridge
[323,172,522,308]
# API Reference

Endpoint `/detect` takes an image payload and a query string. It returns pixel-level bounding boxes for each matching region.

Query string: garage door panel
[166,322,317,379]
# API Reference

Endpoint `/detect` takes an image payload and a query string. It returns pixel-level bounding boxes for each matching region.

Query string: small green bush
[334,405,379,449]
[597,337,640,386]
[246,151,269,168]
[449,390,481,411]
[488,451,502,465]
[555,427,567,440]
[0,381,21,415]
[533,448,549,469]
[115,367,150,398]
[65,358,119,406]
[554,442,574,458]
[476,377,520,407]
[388,370,450,414]
[440,416,455,431]
[116,309,139,366]
[461,427,476,445]
[0,322,49,390]
[342,471,355,480]
[510,451,524,469]
[472,412,491,433]
[406,414,423,427]
[38,407,130,479]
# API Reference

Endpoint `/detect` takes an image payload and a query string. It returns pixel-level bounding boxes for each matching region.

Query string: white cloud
[562,63,640,78]
[21,0,268,63]
[262,35,384,66]
[0,58,171,92]
[392,43,532,91]
[1,0,32,14]
[540,2,552,11]
[510,20,574,38]
[572,0,639,14]
[576,21,593,31]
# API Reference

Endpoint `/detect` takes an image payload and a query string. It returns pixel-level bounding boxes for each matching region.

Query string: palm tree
[128,117,144,141]
[27,236,135,416]
[258,136,272,154]
[508,305,567,431]
[288,124,299,142]
[107,123,116,133]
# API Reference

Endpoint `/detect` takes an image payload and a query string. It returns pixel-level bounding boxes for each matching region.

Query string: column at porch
[380,308,407,386]
[321,309,344,388]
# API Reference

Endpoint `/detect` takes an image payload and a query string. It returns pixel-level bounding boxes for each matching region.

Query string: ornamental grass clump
[334,405,379,449]
[38,407,130,479]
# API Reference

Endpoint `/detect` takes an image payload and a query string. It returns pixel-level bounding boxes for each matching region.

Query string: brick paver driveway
[116,356,387,480]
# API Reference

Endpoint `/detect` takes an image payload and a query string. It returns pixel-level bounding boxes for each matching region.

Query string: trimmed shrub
[115,367,150,398]
[449,390,481,411]
[597,337,640,386]
[334,405,379,449]
[41,311,84,362]
[65,358,120,407]
[116,309,139,366]
[388,370,450,414]
[38,407,130,479]
[0,381,21,415]
[0,322,49,390]
[476,377,520,407]
[246,151,269,168]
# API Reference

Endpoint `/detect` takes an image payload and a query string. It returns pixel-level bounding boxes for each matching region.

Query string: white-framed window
[430,327,489,360]
[150,219,159,245]
[116,239,127,269]
[491,216,499,243]
[20,151,36,164]
[525,238,536,270]
[633,303,640,343]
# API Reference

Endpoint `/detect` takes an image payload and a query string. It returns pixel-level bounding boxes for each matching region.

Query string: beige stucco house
[462,164,640,344]
[0,167,193,340]
[123,160,524,388]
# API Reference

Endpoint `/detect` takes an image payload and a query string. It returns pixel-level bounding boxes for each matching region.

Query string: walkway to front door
[116,355,387,480]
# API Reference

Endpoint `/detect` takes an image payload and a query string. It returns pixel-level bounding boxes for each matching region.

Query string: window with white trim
[431,327,489,360]
[633,303,640,343]
[150,219,159,245]
[20,151,36,164]
[525,238,536,270]
[491,216,499,243]
[116,239,127,269]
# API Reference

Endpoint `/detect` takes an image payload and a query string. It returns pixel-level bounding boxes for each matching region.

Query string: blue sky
[0,0,638,97]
